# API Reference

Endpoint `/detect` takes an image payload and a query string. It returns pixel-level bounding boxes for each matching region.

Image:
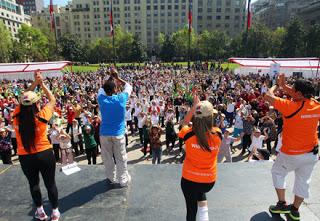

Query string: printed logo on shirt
[301,114,320,119]
[191,143,219,151]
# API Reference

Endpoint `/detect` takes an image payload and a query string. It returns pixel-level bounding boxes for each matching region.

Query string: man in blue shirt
[98,69,132,187]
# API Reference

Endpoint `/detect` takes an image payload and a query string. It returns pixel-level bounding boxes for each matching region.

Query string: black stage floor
[0,163,319,221]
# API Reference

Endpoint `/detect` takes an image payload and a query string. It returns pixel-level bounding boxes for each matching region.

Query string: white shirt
[151,114,159,125]
[249,135,265,152]
[7,124,16,138]
[125,109,132,121]
[227,103,235,113]
[234,114,243,129]
[72,126,82,143]
[138,116,146,128]
[50,129,60,145]
[133,106,142,117]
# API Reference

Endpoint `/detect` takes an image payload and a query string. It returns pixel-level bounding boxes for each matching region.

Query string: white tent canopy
[0,61,71,80]
[229,58,320,79]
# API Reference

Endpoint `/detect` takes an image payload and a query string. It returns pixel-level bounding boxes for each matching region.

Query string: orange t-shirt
[274,98,320,155]
[178,126,222,183]
[13,105,53,155]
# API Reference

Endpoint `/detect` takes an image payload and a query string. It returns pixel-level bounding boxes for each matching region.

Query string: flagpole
[188,0,192,72]
[110,2,116,66]
[53,12,58,54]
[245,0,251,57]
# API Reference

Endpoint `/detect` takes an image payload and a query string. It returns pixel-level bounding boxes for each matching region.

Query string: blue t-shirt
[98,92,129,136]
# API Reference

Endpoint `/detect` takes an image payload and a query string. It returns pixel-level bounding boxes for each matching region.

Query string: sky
[44,0,258,7]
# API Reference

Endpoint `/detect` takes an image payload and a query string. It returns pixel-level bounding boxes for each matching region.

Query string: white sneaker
[34,209,48,221]
[51,209,60,221]
[120,173,132,188]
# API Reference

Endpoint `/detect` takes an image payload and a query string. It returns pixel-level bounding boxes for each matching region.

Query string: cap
[194,101,218,118]
[0,128,6,133]
[225,128,233,133]
[254,128,261,133]
[20,91,40,106]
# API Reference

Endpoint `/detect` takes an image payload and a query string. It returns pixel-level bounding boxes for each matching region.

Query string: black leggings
[181,177,215,221]
[19,149,58,209]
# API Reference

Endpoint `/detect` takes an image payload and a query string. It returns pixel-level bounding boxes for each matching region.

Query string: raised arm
[38,73,56,111]
[26,70,41,92]
[181,92,200,126]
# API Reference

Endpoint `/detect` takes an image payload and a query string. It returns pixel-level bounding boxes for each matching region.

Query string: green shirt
[82,125,97,149]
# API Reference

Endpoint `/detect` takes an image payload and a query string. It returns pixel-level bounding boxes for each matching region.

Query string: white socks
[52,208,60,215]
[198,206,209,221]
[37,206,45,213]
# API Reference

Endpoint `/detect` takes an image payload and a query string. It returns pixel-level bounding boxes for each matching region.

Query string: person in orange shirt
[178,91,222,221]
[13,71,60,221]
[264,74,320,221]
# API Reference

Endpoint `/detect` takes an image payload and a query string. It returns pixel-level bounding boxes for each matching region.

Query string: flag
[49,0,55,32]
[247,0,252,30]
[188,0,192,33]
[109,2,114,36]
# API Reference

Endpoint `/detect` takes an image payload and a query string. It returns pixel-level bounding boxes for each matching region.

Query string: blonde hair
[192,115,215,152]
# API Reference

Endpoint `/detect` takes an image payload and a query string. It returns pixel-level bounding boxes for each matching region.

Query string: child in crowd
[248,128,269,161]
[142,118,151,157]
[82,124,97,165]
[49,122,61,162]
[150,125,163,164]
[218,128,241,163]
[165,117,176,153]
[71,119,83,156]
[137,112,147,145]
[56,129,73,166]
[0,127,12,164]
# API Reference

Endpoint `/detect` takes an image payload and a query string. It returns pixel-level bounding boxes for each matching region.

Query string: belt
[310,145,319,155]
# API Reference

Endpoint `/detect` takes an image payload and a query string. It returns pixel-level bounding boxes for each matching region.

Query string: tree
[244,23,272,57]
[305,24,320,57]
[88,37,113,63]
[129,34,146,62]
[281,18,306,57]
[198,30,230,60]
[172,27,197,60]
[0,23,13,62]
[114,25,134,62]
[270,27,286,57]
[38,25,61,61]
[14,24,49,61]
[59,34,84,61]
[159,34,176,62]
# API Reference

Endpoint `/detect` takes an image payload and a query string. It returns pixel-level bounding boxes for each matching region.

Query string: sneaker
[34,210,48,221]
[120,174,132,188]
[106,178,116,187]
[51,210,60,221]
[269,201,290,214]
[286,205,300,221]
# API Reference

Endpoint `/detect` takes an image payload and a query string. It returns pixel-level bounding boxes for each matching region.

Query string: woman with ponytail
[178,89,222,221]
[13,71,60,221]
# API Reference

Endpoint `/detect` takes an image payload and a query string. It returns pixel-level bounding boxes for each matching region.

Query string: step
[0,162,319,221]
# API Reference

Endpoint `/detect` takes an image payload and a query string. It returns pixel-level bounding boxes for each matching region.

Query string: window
[216,8,221,13]
[216,15,221,20]
[225,16,230,20]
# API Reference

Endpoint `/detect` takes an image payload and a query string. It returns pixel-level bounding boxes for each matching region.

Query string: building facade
[32,0,247,48]
[0,0,31,38]
[16,0,44,15]
[252,0,319,29]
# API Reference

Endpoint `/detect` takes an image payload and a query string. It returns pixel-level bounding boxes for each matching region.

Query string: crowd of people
[0,63,319,165]
[0,62,319,221]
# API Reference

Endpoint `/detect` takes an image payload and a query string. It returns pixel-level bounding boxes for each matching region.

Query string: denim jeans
[152,147,162,164]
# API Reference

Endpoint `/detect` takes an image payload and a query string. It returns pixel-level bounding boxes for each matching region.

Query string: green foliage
[0,23,13,62]
[59,34,84,61]
[281,18,306,57]
[14,24,49,61]
[159,34,176,62]
[305,24,320,57]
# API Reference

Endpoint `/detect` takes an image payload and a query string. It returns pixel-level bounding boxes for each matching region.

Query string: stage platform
[0,163,319,221]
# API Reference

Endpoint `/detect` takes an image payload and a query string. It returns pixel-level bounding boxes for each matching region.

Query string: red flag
[247,0,252,30]
[109,2,114,36]
[188,0,193,33]
[49,0,55,32]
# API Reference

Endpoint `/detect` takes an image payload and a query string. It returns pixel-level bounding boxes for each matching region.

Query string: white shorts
[271,151,318,199]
